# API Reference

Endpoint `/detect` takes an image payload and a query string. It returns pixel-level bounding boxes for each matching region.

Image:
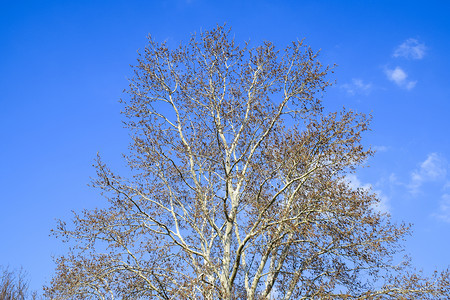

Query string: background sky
[1,0,450,295]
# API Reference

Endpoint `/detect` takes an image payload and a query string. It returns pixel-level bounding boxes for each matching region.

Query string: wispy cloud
[341,79,372,96]
[371,191,390,214]
[409,153,447,194]
[373,145,389,153]
[346,174,369,190]
[388,173,400,185]
[393,38,427,60]
[345,174,390,213]
[434,193,450,223]
[385,66,417,90]
[444,181,450,190]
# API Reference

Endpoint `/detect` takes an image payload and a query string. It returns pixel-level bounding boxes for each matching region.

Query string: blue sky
[1,0,450,294]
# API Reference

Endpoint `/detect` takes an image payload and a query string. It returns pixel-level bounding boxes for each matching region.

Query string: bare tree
[45,26,449,299]
[0,266,37,300]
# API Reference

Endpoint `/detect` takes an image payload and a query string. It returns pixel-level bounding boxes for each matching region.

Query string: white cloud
[346,174,368,190]
[434,193,450,223]
[444,181,450,190]
[385,66,417,90]
[393,39,427,60]
[341,79,372,96]
[373,192,390,215]
[405,80,417,90]
[389,67,407,82]
[388,173,401,185]
[373,145,388,152]
[345,174,390,214]
[420,153,447,179]
[409,153,447,194]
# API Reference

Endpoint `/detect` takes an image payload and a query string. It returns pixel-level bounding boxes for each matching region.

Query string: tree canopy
[46,26,450,299]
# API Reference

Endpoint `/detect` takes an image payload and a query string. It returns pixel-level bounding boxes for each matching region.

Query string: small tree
[46,26,449,299]
[0,266,37,300]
